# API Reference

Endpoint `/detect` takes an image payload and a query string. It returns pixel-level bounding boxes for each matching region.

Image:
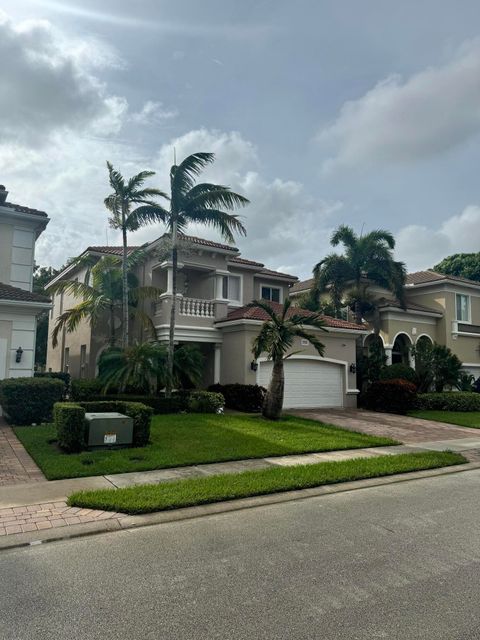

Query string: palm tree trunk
[263,357,284,420]
[109,304,116,346]
[166,219,177,398]
[354,299,362,325]
[121,206,129,349]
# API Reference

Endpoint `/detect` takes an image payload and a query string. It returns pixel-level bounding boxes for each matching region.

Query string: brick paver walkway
[290,409,480,444]
[0,418,45,485]
[0,502,125,536]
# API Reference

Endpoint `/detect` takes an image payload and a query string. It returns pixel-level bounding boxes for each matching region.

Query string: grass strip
[68,451,466,515]
[409,411,480,429]
[14,414,397,480]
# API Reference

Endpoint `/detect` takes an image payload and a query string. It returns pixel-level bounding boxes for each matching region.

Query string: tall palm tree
[314,225,407,326]
[47,252,162,349]
[104,163,168,348]
[249,299,326,420]
[147,152,249,397]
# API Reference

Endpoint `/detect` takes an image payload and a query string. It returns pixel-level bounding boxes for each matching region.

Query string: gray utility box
[85,412,133,448]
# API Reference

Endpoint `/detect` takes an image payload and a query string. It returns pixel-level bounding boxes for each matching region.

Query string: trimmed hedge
[85,394,188,414]
[208,383,266,412]
[188,391,225,414]
[0,377,65,425]
[34,371,71,398]
[70,378,104,401]
[379,364,417,385]
[363,378,417,415]
[415,392,480,412]
[54,403,86,452]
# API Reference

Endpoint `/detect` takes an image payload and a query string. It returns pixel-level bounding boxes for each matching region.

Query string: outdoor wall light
[250,360,258,372]
[15,347,23,363]
[349,363,357,374]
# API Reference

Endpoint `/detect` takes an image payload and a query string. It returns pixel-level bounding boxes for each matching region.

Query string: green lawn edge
[409,410,480,428]
[13,414,398,480]
[68,451,466,514]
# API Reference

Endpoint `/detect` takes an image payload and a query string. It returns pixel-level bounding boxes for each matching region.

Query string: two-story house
[0,186,51,381]
[47,234,366,409]
[290,270,480,380]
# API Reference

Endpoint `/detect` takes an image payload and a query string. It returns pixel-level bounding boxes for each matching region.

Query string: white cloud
[396,205,480,271]
[131,129,341,277]
[318,39,480,172]
[130,101,178,125]
[0,13,127,144]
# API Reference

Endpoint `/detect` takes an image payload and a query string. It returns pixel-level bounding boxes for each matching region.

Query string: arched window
[392,333,412,365]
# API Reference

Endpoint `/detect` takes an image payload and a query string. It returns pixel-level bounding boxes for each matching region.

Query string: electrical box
[85,412,133,448]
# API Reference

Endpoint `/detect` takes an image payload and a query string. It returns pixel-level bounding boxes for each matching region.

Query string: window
[80,345,87,379]
[261,286,281,303]
[221,275,241,302]
[456,294,470,322]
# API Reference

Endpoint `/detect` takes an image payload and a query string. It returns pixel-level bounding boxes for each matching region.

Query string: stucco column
[166,267,173,295]
[384,346,393,365]
[214,343,222,383]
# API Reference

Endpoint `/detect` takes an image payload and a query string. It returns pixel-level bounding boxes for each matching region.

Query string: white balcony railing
[179,297,215,317]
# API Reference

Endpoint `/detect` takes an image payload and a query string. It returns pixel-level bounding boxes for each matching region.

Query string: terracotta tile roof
[229,257,297,280]
[230,256,265,267]
[377,298,442,314]
[217,301,365,331]
[179,234,239,252]
[406,270,480,287]
[257,267,298,280]
[289,277,315,293]
[1,201,48,218]
[0,283,50,304]
[86,246,140,256]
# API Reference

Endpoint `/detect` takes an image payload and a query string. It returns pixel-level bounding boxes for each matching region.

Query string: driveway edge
[2,461,479,552]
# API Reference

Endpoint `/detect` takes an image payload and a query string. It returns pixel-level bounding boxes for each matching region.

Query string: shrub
[363,378,417,414]
[54,403,86,453]
[188,391,225,414]
[79,401,153,446]
[70,379,104,401]
[415,392,480,412]
[0,377,65,425]
[34,371,71,398]
[379,364,418,385]
[208,384,266,412]
[84,394,188,414]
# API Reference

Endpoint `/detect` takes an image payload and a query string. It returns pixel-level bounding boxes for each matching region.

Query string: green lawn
[68,451,466,514]
[409,411,480,429]
[14,413,396,480]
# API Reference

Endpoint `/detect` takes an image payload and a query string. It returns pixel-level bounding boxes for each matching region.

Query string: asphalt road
[2,470,480,639]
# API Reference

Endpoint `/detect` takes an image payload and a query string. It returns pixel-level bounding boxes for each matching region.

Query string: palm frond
[126,204,170,231]
[293,328,325,356]
[246,299,279,323]
[171,152,215,197]
[186,208,246,242]
[126,171,156,193]
[185,185,250,212]
[330,224,357,248]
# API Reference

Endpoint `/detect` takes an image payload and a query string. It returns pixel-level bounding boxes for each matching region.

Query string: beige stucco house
[0,186,51,382]
[290,270,480,380]
[47,234,365,408]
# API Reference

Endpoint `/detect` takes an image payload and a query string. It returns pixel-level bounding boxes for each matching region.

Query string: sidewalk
[2,437,480,542]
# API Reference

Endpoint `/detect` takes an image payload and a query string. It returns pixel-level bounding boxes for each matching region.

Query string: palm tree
[249,299,326,420]
[148,152,249,397]
[104,163,168,348]
[48,252,162,349]
[314,225,407,326]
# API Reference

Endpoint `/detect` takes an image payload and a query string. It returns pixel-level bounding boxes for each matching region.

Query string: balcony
[179,297,215,318]
[153,296,229,340]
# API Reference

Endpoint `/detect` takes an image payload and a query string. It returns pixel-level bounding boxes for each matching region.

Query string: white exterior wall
[0,309,37,379]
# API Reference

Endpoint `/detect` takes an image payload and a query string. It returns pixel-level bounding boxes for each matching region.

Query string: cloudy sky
[1,1,480,278]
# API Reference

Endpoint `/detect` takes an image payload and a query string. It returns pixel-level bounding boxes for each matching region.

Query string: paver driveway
[290,408,480,444]
[0,417,45,485]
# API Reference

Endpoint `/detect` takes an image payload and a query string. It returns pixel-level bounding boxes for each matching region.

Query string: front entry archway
[392,333,412,365]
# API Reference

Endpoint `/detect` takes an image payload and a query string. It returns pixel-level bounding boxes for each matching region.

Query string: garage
[257,358,344,409]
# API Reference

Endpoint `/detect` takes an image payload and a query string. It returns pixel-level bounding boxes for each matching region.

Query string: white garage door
[257,358,344,409]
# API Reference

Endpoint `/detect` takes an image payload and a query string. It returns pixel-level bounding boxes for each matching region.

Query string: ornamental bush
[379,364,418,385]
[363,378,417,414]
[188,391,225,414]
[0,377,65,425]
[54,403,86,452]
[70,378,104,401]
[415,392,480,412]
[84,394,188,414]
[208,384,266,412]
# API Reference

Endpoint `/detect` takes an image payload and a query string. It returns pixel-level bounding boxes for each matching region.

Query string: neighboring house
[0,186,51,381]
[47,234,365,408]
[290,270,480,379]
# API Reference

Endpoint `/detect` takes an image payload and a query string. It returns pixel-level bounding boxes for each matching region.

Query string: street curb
[1,460,479,552]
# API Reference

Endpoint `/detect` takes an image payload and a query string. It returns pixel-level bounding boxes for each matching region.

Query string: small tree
[249,299,326,420]
[412,340,463,392]
[357,335,387,390]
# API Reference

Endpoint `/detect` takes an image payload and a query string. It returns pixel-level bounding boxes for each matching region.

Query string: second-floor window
[261,286,281,303]
[222,275,241,302]
[456,294,470,322]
